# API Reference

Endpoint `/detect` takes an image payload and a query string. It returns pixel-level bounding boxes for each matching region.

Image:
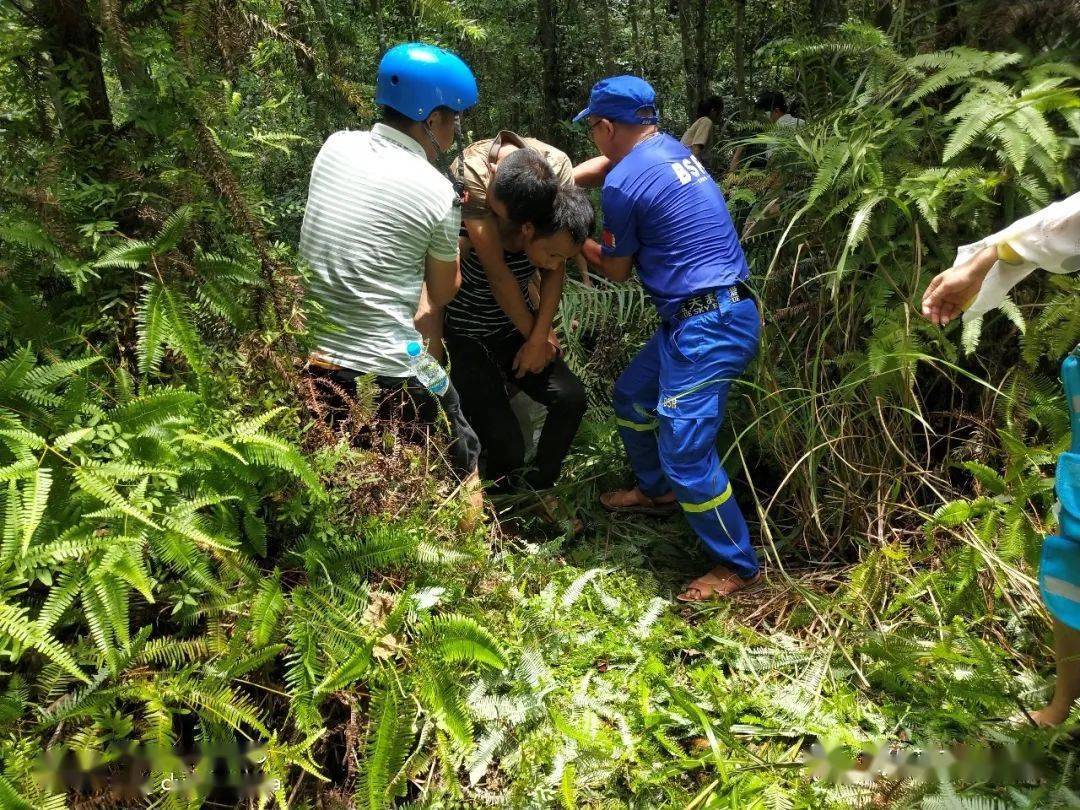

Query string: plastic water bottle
[406,341,449,396]
[1064,351,1080,454]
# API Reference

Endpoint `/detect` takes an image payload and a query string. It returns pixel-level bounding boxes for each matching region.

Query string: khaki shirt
[681,116,714,149]
[452,130,575,220]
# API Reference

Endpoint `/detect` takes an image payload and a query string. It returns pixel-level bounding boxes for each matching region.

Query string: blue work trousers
[613,293,761,578]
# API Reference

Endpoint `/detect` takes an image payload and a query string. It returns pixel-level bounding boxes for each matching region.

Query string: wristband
[996,241,1023,265]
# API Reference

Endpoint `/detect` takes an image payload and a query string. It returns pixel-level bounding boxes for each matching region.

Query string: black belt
[671,282,754,323]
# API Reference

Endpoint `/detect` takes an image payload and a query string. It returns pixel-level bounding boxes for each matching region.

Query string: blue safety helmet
[375,43,478,122]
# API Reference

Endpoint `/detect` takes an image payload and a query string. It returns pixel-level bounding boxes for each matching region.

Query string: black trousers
[305,365,480,477]
[445,331,586,491]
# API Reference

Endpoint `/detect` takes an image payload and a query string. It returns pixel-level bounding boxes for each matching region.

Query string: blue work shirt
[600,133,749,320]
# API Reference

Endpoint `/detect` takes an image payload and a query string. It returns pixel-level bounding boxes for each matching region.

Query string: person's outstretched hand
[921,245,997,326]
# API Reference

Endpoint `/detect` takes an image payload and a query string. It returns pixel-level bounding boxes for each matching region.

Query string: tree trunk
[628,0,642,77]
[538,0,560,140]
[808,0,837,24]
[310,0,341,72]
[646,0,660,82]
[693,0,710,109]
[677,0,697,120]
[99,0,147,93]
[371,0,387,57]
[936,1,962,48]
[35,0,113,145]
[597,0,615,74]
[873,0,893,33]
[282,0,317,78]
[734,0,745,108]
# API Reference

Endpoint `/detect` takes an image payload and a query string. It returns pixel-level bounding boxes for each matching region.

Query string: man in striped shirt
[418,147,593,517]
[299,43,482,504]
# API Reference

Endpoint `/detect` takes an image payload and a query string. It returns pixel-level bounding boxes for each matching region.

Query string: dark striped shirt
[445,249,537,339]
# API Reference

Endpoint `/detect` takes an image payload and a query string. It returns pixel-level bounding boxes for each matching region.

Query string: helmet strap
[424,119,467,208]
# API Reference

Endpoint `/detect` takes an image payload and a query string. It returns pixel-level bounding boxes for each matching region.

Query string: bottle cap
[406,341,422,357]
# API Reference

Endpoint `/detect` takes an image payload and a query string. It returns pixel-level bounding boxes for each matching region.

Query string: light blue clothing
[1040,351,1080,629]
[613,294,761,578]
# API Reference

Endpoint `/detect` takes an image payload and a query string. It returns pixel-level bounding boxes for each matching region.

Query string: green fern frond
[93,240,154,269]
[0,222,63,258]
[314,641,373,696]
[0,602,89,683]
[419,614,508,670]
[73,468,160,529]
[231,432,324,494]
[0,346,36,394]
[943,104,1000,162]
[151,206,193,254]
[357,686,415,810]
[137,282,168,375]
[231,406,288,436]
[22,356,101,391]
[251,573,285,647]
[194,251,260,283]
[0,773,36,810]
[109,390,200,430]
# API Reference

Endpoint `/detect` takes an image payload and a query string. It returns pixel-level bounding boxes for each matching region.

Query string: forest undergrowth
[1,1,1079,807]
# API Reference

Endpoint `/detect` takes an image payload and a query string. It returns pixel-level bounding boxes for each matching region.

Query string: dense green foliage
[1,0,1079,807]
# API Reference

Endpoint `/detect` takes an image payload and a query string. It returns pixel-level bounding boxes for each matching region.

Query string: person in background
[733,90,807,238]
[681,95,725,165]
[575,75,763,600]
[299,42,482,515]
[728,90,805,173]
[921,192,1080,726]
[756,91,804,134]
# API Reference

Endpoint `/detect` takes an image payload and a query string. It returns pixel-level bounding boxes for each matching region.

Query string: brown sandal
[600,487,680,515]
[676,567,762,602]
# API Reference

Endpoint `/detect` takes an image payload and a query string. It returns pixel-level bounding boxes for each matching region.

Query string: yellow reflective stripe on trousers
[680,482,733,513]
[616,417,657,432]
[1044,575,1080,606]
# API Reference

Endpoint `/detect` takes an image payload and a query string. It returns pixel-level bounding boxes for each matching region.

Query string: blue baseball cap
[573,76,658,125]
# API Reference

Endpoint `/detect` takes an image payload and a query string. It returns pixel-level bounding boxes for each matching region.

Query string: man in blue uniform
[575,76,762,600]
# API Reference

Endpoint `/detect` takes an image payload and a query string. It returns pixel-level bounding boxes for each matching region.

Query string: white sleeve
[962,193,1080,320]
[427,196,461,262]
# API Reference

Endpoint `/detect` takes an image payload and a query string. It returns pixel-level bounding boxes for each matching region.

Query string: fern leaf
[137,282,168,375]
[109,390,199,430]
[0,773,36,810]
[251,573,285,647]
[93,240,154,269]
[231,406,288,436]
[52,427,94,451]
[358,687,415,810]
[159,283,206,374]
[73,468,160,529]
[314,641,373,696]
[0,459,36,482]
[151,206,193,254]
[232,432,324,494]
[961,316,983,355]
[194,251,260,282]
[0,602,89,682]
[419,614,507,670]
[420,670,474,747]
[19,467,51,554]
[0,345,35,394]
[22,357,100,392]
